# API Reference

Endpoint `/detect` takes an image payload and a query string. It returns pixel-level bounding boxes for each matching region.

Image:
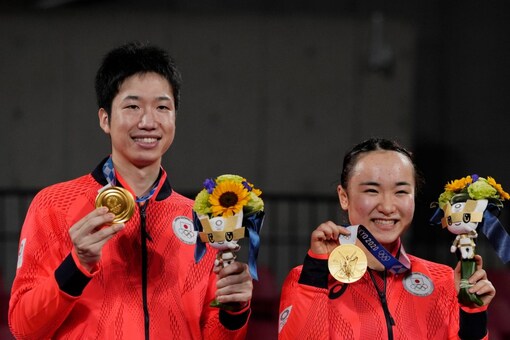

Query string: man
[9,41,253,339]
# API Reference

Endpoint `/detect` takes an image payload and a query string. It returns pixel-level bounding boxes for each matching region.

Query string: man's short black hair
[95,41,182,116]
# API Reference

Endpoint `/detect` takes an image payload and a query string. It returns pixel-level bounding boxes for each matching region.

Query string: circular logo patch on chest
[403,272,434,297]
[278,306,292,334]
[172,216,197,245]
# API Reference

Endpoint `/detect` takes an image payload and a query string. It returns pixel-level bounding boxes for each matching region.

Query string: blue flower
[203,178,216,194]
[242,181,252,192]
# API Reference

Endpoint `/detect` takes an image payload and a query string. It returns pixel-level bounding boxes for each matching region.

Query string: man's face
[99,72,176,169]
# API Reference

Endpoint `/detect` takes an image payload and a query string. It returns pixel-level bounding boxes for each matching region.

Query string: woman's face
[337,150,416,251]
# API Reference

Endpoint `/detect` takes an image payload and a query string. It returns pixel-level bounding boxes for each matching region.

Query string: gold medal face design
[328,244,368,283]
[95,186,135,224]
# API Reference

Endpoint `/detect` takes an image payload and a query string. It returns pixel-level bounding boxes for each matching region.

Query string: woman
[278,138,495,340]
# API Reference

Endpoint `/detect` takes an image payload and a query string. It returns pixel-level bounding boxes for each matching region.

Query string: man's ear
[98,108,110,133]
[337,185,349,210]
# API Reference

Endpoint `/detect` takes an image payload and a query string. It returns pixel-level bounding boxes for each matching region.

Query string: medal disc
[95,186,135,224]
[328,244,368,283]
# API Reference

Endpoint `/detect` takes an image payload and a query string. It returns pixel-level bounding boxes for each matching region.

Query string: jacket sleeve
[8,194,95,339]
[457,305,489,340]
[200,263,251,339]
[278,251,330,340]
[444,278,489,340]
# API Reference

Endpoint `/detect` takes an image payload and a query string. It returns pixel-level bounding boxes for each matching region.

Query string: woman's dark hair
[340,138,424,193]
[95,41,182,116]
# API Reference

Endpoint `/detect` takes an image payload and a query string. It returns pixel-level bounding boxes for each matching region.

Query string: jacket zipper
[140,202,151,340]
[369,270,395,340]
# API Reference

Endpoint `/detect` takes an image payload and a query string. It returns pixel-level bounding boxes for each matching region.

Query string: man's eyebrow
[121,95,139,101]
[156,95,172,101]
[121,95,172,101]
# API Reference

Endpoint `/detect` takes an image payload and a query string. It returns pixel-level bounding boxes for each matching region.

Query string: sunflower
[487,176,510,201]
[444,175,472,192]
[209,180,250,217]
[436,175,510,209]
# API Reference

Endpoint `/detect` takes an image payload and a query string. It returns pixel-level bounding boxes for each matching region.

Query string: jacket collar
[91,157,173,201]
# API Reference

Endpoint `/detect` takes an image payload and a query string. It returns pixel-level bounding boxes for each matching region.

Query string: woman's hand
[454,255,496,307]
[310,221,351,255]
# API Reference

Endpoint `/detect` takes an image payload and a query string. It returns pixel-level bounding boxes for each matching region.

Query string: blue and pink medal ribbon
[345,224,411,274]
[102,156,158,203]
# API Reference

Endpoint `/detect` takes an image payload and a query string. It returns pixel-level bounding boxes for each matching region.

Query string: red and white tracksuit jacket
[278,250,488,340]
[9,158,250,340]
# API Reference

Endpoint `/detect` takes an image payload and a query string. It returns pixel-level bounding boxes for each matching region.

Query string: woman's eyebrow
[395,181,412,186]
[359,181,380,186]
[358,181,412,186]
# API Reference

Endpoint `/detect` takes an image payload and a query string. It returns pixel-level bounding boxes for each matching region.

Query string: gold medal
[95,186,135,224]
[328,244,368,283]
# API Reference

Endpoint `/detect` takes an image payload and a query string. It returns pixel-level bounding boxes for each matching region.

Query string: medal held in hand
[328,243,367,283]
[95,186,135,224]
[193,174,265,308]
[328,225,368,283]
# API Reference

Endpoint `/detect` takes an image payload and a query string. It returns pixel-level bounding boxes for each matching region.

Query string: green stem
[458,259,483,306]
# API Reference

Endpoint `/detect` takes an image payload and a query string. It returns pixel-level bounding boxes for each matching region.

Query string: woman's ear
[337,185,349,210]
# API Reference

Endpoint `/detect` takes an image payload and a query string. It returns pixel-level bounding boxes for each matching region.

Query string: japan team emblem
[172,216,197,245]
[403,272,434,297]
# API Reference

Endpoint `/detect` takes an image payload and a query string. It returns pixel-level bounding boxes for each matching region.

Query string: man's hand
[68,207,125,272]
[214,261,253,308]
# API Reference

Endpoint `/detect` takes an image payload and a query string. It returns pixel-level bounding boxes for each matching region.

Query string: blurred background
[1,0,509,339]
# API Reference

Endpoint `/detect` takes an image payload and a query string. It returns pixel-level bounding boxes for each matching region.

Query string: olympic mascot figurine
[192,174,265,308]
[430,175,510,305]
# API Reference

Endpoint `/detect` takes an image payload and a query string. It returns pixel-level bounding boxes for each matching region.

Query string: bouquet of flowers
[193,174,265,283]
[430,174,510,305]
[436,174,509,210]
[193,174,264,218]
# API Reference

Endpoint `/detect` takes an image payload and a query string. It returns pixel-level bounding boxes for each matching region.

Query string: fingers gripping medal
[95,186,135,223]
[328,225,368,283]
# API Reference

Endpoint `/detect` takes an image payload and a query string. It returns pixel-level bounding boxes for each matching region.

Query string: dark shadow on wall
[411,141,465,264]
[247,266,279,340]
[0,275,14,340]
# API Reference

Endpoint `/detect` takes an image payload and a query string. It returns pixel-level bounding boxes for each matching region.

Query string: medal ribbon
[103,156,158,203]
[349,224,411,274]
[338,225,360,244]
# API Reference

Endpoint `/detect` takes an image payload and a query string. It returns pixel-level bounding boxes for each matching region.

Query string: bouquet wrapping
[192,174,264,281]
